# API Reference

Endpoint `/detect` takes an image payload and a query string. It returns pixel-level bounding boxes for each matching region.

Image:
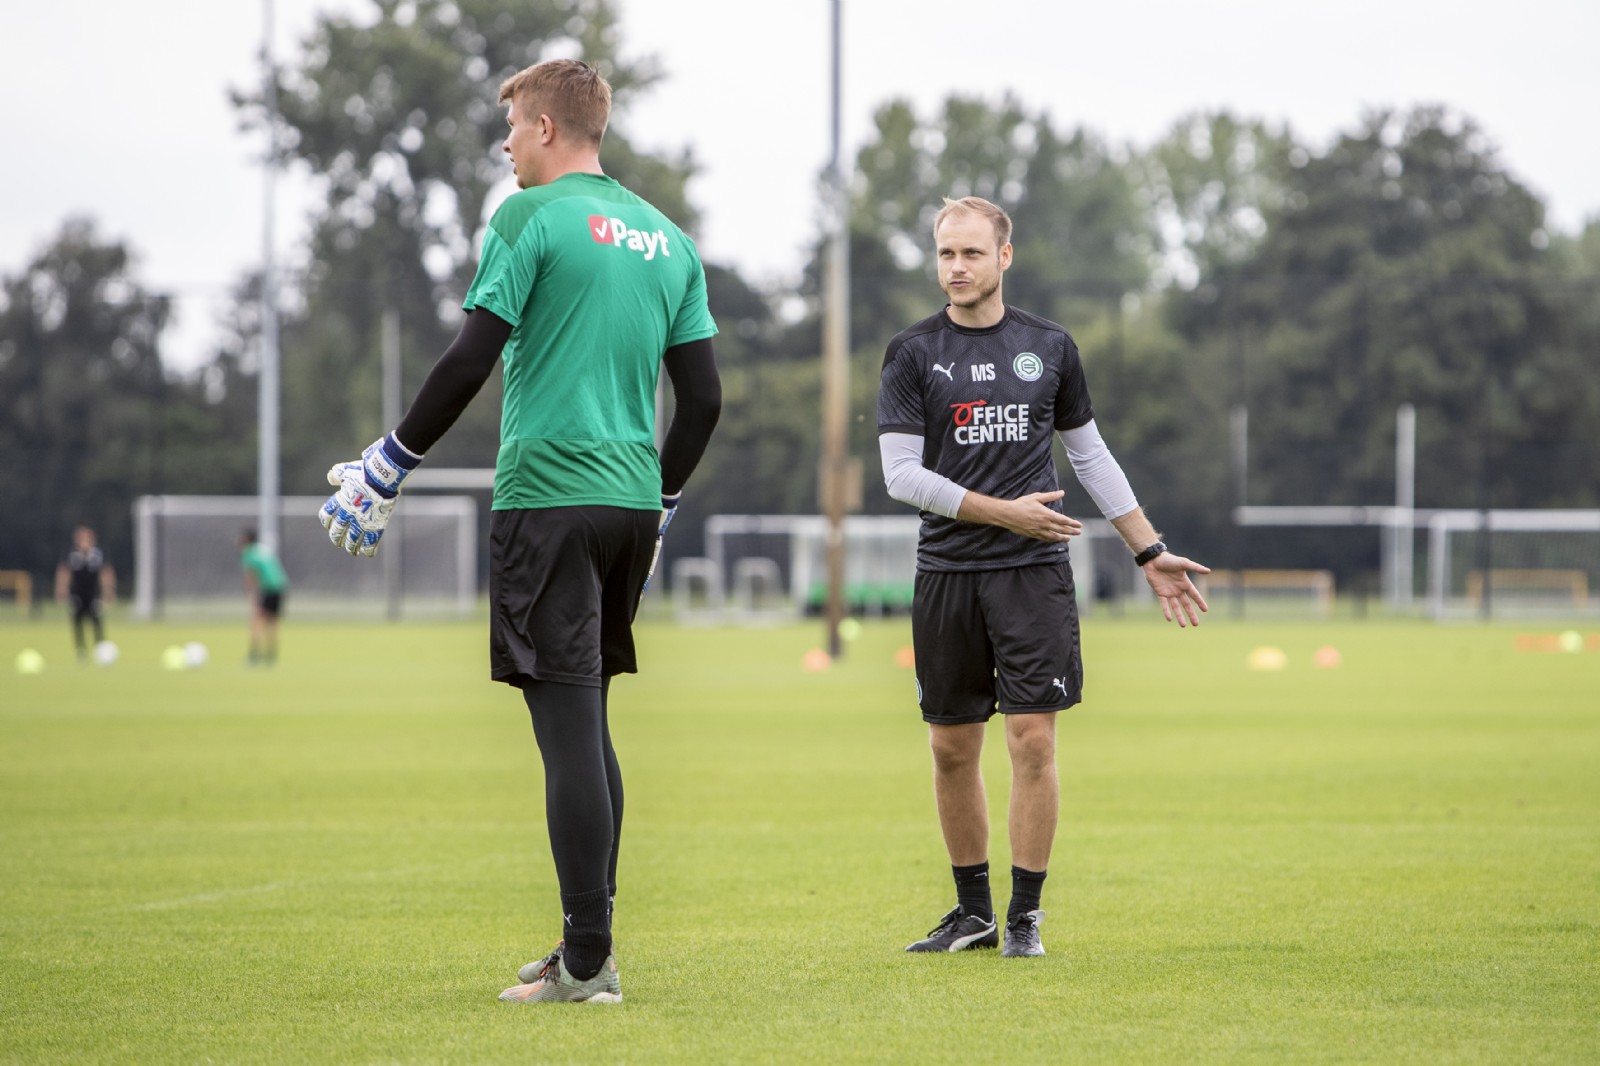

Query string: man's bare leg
[1005,712,1058,869]
[930,722,988,865]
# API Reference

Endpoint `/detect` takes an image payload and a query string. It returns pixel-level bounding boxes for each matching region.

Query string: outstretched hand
[1143,552,1210,627]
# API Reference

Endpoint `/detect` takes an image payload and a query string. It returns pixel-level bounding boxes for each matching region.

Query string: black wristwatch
[1133,540,1168,567]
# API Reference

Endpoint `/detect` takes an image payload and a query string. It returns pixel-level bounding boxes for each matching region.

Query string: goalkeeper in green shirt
[238,529,287,666]
[317,59,721,1005]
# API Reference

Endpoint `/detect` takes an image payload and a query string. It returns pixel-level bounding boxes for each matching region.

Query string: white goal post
[1426,509,1600,619]
[1235,505,1600,618]
[132,495,479,619]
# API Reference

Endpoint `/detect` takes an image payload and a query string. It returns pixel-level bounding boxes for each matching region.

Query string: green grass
[1,610,1597,1064]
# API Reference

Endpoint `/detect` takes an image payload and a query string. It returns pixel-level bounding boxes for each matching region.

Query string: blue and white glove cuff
[362,433,423,498]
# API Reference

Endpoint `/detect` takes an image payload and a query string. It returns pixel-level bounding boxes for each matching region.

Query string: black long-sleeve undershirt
[658,337,721,497]
[393,309,721,497]
[394,309,511,454]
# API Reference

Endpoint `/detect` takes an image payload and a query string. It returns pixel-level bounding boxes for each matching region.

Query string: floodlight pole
[1229,403,1248,618]
[258,0,282,555]
[819,0,852,657]
[1389,403,1416,607]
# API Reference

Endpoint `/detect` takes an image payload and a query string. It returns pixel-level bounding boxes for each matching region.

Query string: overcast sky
[2,0,1596,367]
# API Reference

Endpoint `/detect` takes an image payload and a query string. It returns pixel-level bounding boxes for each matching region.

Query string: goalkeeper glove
[319,433,421,557]
[641,492,680,594]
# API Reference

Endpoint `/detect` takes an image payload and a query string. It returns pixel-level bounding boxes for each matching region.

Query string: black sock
[1008,865,1047,924]
[953,862,993,922]
[560,887,612,980]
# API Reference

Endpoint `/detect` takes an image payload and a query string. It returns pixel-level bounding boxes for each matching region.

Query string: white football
[183,642,209,668]
[94,641,119,666]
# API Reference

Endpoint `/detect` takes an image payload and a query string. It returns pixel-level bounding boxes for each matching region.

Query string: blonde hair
[933,196,1013,249]
[498,59,612,147]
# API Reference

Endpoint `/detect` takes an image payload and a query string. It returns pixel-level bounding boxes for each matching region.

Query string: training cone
[801,648,832,672]
[1247,646,1288,671]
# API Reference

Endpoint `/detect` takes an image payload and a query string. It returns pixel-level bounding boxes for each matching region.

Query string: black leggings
[522,678,624,900]
[70,597,104,652]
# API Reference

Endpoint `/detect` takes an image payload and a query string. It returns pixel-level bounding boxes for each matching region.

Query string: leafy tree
[1007,121,1159,326]
[1161,107,1600,576]
[1140,112,1295,285]
[0,221,248,589]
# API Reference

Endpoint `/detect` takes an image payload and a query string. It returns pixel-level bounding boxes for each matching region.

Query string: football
[94,640,119,666]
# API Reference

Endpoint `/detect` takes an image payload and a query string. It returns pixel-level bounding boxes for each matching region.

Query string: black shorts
[69,596,102,622]
[911,563,1082,725]
[259,591,284,618]
[489,506,658,688]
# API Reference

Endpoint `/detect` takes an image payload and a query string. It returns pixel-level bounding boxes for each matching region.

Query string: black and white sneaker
[905,906,999,953]
[1001,909,1046,957]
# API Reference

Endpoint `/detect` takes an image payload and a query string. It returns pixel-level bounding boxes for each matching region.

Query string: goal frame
[132,494,479,619]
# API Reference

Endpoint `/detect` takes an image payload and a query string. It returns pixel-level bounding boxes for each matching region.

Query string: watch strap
[1134,540,1168,567]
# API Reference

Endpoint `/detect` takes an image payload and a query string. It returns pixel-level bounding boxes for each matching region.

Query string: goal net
[132,495,479,619]
[679,515,921,623]
[1426,510,1600,619]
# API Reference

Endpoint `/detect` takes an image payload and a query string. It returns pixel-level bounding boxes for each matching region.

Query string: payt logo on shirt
[587,215,672,260]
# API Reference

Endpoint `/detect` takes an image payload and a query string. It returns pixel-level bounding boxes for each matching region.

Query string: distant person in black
[54,526,115,660]
[877,196,1210,958]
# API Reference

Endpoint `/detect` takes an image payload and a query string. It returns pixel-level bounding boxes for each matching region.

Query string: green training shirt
[240,544,287,592]
[463,172,718,510]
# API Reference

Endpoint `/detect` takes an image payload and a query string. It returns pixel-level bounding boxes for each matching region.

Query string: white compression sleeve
[1059,419,1139,520]
[879,433,967,519]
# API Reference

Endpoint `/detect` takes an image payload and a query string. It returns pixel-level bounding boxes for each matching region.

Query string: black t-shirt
[65,547,105,601]
[877,306,1095,572]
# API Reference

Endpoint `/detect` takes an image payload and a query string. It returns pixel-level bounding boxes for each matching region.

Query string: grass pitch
[1,610,1597,1064]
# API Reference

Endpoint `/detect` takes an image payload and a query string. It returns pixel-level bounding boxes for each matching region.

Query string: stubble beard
[943,274,1000,311]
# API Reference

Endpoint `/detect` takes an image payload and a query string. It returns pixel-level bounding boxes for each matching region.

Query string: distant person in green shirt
[238,529,287,665]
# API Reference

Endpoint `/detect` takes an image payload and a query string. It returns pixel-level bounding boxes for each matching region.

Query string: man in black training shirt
[877,197,1209,958]
[55,526,115,660]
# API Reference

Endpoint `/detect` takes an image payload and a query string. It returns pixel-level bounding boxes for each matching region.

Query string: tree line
[4,0,1598,594]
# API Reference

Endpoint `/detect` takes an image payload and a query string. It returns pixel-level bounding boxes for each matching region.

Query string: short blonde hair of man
[497,58,612,147]
[933,196,1013,249]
